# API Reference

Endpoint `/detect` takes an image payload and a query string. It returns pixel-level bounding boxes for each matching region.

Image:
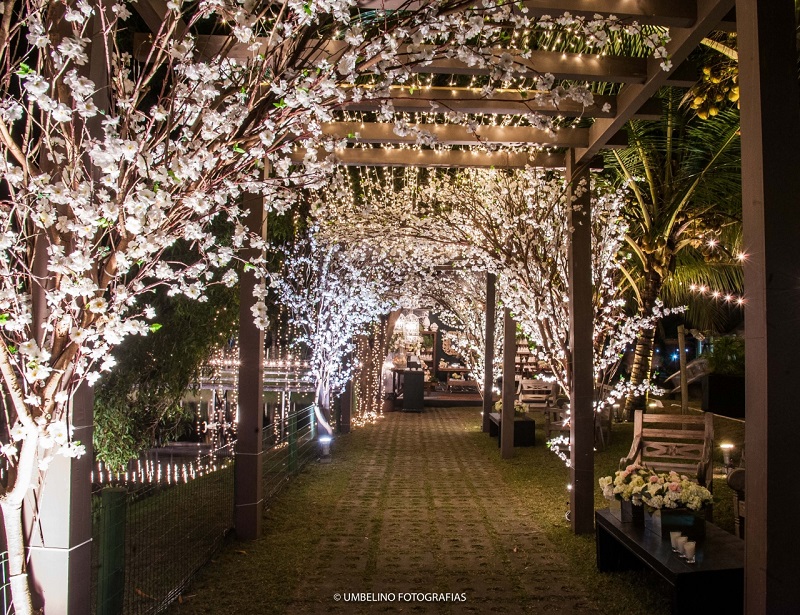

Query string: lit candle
[683,541,697,564]
[670,531,682,552]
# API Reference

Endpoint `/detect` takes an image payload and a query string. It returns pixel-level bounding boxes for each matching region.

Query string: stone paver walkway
[290,407,599,614]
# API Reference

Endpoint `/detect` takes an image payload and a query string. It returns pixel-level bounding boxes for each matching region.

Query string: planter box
[609,499,644,525]
[645,507,706,541]
[702,373,745,419]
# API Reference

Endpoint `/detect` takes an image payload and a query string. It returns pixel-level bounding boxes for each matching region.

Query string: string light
[688,283,746,306]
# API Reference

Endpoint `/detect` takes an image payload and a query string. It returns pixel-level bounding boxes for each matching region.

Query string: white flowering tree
[271,235,397,434]
[418,270,503,391]
[317,167,682,407]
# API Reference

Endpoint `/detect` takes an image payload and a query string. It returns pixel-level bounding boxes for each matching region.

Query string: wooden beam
[567,150,594,535]
[291,147,566,168]
[390,46,648,83]
[501,308,516,459]
[342,86,662,119]
[132,35,649,84]
[737,0,800,611]
[357,0,697,28]
[575,0,736,164]
[131,0,187,37]
[343,86,616,117]
[322,121,589,146]
[482,273,496,434]
[235,184,266,540]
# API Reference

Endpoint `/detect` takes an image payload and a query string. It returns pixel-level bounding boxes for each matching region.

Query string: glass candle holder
[675,536,689,557]
[670,531,682,552]
[683,541,697,564]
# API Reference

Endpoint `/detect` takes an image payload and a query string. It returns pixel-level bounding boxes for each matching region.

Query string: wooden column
[482,273,497,433]
[500,308,516,459]
[338,380,352,434]
[24,3,109,608]
[25,385,93,613]
[234,192,266,540]
[566,150,594,535]
[736,1,800,611]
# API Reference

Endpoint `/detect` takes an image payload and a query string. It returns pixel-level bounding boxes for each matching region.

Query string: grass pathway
[172,406,740,614]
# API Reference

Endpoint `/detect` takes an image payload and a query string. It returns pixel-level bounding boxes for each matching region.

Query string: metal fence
[91,444,235,615]
[0,552,12,615]
[86,403,318,615]
[263,404,318,498]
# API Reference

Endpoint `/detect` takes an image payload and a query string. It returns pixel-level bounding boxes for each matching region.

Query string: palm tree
[604,89,742,418]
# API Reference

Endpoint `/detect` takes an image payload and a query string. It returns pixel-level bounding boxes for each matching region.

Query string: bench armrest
[619,435,642,470]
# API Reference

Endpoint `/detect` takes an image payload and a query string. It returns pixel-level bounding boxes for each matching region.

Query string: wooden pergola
[34,1,800,613]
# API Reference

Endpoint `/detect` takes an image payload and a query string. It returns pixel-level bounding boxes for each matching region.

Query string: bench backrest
[448,377,478,387]
[517,379,555,406]
[623,410,714,487]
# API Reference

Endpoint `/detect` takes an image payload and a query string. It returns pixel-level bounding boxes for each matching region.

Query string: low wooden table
[487,412,535,447]
[596,509,744,615]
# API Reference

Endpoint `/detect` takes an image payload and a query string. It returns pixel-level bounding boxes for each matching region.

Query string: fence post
[96,488,127,615]
[288,411,298,473]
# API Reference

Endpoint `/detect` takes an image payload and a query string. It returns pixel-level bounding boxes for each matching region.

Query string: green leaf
[303,2,312,15]
[233,144,246,154]
[273,99,287,109]
[149,323,163,333]
[167,170,178,181]
[7,345,16,354]
[520,90,528,99]
[243,263,254,272]
[347,132,355,139]
[17,63,31,76]
[0,314,8,323]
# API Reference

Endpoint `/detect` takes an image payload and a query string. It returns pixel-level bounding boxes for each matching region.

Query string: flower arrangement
[599,465,713,511]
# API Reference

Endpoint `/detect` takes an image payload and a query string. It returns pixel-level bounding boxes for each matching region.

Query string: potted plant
[599,466,713,539]
[701,335,745,419]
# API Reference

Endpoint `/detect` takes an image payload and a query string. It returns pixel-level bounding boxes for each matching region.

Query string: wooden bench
[447,377,479,393]
[516,378,556,410]
[596,509,743,614]
[727,468,746,538]
[621,410,714,489]
[487,412,535,447]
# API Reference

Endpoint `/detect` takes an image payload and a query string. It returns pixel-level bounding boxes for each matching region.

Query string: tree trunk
[315,379,332,436]
[623,268,664,420]
[1,434,39,615]
[1,501,33,615]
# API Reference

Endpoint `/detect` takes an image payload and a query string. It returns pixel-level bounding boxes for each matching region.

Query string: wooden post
[566,150,594,535]
[500,308,516,459]
[234,191,265,540]
[288,411,298,474]
[482,273,497,433]
[677,325,689,414]
[736,1,800,611]
[338,380,353,434]
[22,4,111,609]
